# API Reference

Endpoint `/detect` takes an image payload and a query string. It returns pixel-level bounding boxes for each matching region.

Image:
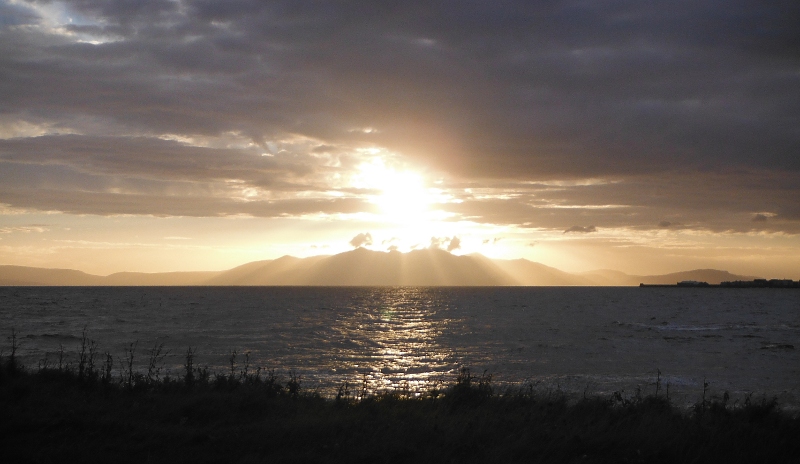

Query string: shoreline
[640,280,800,288]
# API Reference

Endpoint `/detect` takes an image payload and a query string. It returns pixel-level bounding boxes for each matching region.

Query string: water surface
[1,286,798,405]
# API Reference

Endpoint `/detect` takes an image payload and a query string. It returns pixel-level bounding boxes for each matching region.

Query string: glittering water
[1,286,798,404]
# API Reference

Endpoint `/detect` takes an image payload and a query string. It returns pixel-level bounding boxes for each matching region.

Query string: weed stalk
[184,347,195,387]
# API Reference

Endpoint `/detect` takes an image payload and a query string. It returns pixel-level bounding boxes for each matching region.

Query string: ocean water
[1,286,798,406]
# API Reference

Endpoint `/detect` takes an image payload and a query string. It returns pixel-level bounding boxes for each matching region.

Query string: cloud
[2,1,797,178]
[430,236,460,252]
[752,214,768,222]
[0,0,797,237]
[564,225,597,234]
[0,184,375,218]
[438,172,800,234]
[0,225,48,234]
[658,221,672,228]
[349,232,373,248]
[0,134,385,217]
[0,135,324,188]
[382,237,401,252]
[447,236,461,252]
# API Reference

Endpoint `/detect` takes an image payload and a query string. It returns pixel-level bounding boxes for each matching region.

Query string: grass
[1,332,799,463]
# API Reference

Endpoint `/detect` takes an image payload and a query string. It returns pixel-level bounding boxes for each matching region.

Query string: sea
[1,286,798,407]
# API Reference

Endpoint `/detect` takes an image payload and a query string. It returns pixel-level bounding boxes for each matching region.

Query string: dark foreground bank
[2,353,799,464]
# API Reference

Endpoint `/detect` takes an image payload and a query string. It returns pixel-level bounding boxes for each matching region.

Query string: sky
[0,0,799,278]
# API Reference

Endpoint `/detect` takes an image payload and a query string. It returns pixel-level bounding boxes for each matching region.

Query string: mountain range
[0,248,760,286]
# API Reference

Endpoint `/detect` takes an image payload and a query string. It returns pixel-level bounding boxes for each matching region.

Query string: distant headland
[640,279,800,288]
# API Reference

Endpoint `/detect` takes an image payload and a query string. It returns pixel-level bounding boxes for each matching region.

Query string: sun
[355,160,436,227]
[373,171,430,219]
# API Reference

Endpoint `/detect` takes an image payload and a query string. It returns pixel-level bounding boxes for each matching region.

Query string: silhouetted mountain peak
[0,252,768,286]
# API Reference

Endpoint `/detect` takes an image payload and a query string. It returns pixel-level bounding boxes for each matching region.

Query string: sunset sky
[1,0,798,278]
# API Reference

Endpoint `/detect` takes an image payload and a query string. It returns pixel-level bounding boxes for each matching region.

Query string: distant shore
[641,279,800,288]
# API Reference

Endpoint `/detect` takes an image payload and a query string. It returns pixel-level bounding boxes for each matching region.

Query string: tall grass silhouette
[1,328,798,463]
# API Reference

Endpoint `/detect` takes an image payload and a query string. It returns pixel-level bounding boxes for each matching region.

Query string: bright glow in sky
[356,161,433,222]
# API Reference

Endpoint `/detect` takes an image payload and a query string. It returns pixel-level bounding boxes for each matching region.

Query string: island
[640,279,800,288]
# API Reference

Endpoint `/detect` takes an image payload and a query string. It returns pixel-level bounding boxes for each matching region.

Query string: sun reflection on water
[330,288,454,395]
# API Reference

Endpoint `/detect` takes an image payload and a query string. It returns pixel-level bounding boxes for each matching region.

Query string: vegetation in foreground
[1,331,799,464]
